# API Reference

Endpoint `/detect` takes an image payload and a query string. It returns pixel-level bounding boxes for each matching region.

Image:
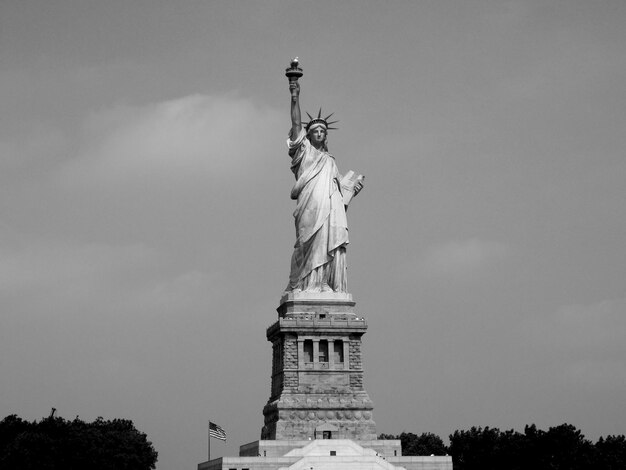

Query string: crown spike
[303,108,338,133]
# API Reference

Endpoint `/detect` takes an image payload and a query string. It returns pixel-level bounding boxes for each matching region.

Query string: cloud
[0,93,288,255]
[56,94,283,190]
[419,238,510,278]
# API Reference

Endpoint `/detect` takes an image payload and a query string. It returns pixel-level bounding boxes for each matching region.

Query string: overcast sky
[2,1,626,469]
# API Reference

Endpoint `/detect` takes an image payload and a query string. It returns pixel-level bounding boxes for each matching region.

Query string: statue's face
[308,127,326,148]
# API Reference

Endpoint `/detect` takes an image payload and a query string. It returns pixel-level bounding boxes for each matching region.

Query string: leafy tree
[532,423,594,470]
[387,423,626,469]
[449,423,600,470]
[379,431,448,455]
[449,426,504,470]
[0,413,158,470]
[595,435,626,470]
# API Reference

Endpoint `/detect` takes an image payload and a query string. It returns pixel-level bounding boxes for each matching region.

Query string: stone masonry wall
[283,334,298,391]
[348,337,362,369]
[264,307,375,441]
[349,337,363,390]
[283,334,298,369]
[270,341,283,399]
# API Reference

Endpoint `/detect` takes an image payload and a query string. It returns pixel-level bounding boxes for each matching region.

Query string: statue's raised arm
[286,58,302,140]
[283,58,363,297]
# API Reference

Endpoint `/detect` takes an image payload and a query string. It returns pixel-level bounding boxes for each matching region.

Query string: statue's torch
[285,57,303,98]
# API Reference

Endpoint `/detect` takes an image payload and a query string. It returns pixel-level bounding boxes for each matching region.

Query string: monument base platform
[263,296,376,441]
[198,439,452,470]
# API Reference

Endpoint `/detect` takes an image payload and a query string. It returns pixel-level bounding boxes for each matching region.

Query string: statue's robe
[287,129,348,291]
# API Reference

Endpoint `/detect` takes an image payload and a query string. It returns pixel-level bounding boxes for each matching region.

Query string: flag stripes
[209,421,226,441]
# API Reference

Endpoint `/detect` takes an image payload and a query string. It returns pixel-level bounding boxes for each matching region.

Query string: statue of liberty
[284,59,364,294]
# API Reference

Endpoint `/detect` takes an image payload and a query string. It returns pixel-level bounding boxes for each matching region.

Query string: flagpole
[208,420,226,461]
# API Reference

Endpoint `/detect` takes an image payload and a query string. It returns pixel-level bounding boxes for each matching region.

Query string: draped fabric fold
[286,129,349,292]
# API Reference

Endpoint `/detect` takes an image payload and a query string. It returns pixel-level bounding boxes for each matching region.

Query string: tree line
[0,413,158,470]
[381,423,626,469]
[4,413,625,469]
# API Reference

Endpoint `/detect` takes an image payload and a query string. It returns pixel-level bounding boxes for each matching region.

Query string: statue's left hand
[354,180,364,196]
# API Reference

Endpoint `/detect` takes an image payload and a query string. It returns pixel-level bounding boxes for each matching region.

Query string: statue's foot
[283,286,301,296]
[321,283,333,293]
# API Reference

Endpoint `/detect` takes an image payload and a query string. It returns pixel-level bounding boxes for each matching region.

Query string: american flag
[209,421,226,441]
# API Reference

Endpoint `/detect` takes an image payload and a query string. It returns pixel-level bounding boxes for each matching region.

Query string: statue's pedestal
[262,294,376,441]
[197,293,454,470]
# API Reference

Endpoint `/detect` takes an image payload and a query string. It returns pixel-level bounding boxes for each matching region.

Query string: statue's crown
[304,109,338,132]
